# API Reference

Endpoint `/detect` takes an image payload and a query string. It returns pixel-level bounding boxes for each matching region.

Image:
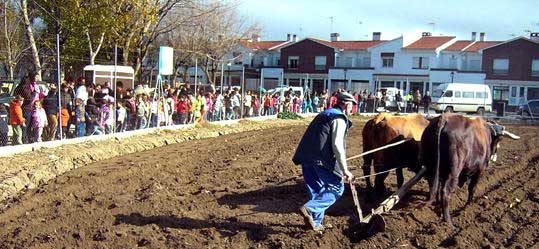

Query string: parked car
[267,86,304,99]
[432,83,492,115]
[518,99,539,117]
[0,80,49,107]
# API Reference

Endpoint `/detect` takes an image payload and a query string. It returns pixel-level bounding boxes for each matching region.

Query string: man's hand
[343,169,354,182]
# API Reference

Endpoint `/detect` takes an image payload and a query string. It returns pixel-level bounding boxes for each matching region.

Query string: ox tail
[432,114,447,202]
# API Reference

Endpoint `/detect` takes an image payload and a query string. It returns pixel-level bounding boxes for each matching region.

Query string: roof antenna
[428,21,436,34]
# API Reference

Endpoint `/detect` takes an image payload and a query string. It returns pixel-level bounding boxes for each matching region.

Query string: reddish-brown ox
[362,113,429,195]
[419,113,520,227]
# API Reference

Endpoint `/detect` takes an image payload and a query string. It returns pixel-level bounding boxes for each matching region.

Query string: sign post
[153,46,173,128]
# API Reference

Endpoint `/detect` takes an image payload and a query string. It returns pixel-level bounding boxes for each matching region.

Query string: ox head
[487,122,520,162]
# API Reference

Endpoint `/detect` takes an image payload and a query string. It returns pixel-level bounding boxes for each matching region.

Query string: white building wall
[336,51,372,67]
[429,70,485,84]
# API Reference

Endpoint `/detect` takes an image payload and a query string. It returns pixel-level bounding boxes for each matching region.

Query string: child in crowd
[136,94,148,129]
[176,95,188,124]
[272,93,280,114]
[31,101,47,142]
[116,100,126,132]
[100,98,113,134]
[74,98,86,137]
[9,95,25,145]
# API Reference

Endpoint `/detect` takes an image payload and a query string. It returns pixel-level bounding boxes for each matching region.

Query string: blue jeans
[77,123,86,137]
[301,164,344,227]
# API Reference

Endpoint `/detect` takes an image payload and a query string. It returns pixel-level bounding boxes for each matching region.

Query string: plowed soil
[0,119,538,248]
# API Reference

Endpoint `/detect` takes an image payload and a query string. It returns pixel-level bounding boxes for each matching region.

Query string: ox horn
[503,130,520,140]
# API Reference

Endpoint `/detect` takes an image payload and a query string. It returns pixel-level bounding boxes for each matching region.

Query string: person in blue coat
[292,92,357,233]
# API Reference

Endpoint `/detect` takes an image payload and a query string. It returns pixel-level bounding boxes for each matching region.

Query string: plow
[345,139,427,240]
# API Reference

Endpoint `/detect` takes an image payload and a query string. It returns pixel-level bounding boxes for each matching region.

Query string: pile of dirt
[0,118,537,248]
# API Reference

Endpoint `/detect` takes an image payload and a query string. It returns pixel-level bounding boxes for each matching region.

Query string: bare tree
[19,0,41,79]
[0,0,30,80]
[166,0,258,85]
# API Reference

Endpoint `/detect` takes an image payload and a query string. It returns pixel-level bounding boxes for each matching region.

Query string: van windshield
[433,89,444,98]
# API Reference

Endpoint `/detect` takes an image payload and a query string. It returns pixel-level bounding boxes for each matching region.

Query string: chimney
[330,33,340,42]
[292,34,298,42]
[530,32,539,42]
[372,32,381,41]
[479,32,486,42]
[471,32,477,41]
[422,32,432,37]
[287,33,291,42]
[252,34,260,42]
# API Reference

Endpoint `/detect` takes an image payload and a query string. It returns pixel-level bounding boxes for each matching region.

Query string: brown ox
[419,113,520,227]
[362,113,429,195]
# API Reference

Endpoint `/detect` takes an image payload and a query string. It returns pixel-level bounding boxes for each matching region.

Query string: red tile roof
[311,38,385,50]
[444,40,474,51]
[463,41,501,52]
[241,40,288,50]
[404,36,455,50]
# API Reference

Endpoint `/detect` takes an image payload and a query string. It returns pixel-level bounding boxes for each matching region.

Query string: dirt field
[0,118,538,248]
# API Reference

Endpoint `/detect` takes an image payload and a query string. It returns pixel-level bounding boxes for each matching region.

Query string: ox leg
[363,156,374,193]
[396,167,404,189]
[466,172,480,205]
[374,171,389,196]
[415,173,438,208]
[442,175,458,229]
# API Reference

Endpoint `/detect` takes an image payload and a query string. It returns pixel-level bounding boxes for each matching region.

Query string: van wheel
[444,106,453,113]
[477,107,485,116]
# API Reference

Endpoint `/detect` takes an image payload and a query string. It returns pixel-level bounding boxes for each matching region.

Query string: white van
[432,83,492,115]
[379,87,402,109]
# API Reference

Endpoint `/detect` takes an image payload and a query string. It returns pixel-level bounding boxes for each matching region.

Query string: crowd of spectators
[0,71,432,147]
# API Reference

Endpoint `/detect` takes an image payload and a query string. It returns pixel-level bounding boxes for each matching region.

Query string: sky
[237,0,539,42]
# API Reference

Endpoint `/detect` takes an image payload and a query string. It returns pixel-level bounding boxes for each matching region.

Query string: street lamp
[227,62,232,87]
[450,71,455,83]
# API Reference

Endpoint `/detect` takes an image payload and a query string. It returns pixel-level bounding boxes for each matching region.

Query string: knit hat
[337,92,357,105]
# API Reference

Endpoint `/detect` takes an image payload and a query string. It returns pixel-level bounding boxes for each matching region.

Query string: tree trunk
[4,1,13,80]
[182,65,188,82]
[87,31,105,65]
[122,33,133,66]
[20,0,41,79]
[8,63,14,80]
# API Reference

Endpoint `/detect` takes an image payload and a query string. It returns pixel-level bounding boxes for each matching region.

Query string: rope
[346,139,412,161]
[352,166,403,182]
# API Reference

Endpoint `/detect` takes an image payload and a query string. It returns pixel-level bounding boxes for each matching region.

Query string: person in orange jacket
[9,95,26,145]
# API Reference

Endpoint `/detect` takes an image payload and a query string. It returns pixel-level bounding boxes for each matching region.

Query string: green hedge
[277,112,303,120]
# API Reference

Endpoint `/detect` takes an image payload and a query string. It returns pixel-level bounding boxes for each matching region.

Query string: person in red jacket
[176,94,188,124]
[9,95,26,145]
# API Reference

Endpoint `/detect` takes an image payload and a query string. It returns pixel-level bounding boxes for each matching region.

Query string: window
[476,92,487,99]
[413,57,429,69]
[511,86,517,97]
[443,90,453,97]
[362,57,371,67]
[344,57,353,67]
[233,52,243,65]
[520,87,525,97]
[288,56,299,69]
[449,55,457,69]
[381,52,394,68]
[463,91,474,98]
[469,60,481,71]
[455,91,461,98]
[493,59,509,75]
[315,56,326,70]
[532,60,539,76]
